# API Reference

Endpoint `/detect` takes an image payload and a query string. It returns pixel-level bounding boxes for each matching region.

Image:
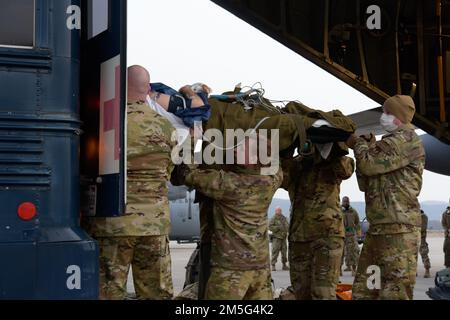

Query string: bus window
[88,0,109,40]
[0,0,35,48]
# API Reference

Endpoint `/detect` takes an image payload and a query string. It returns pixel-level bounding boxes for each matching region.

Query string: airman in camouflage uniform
[341,197,361,276]
[83,66,176,300]
[284,152,355,300]
[347,95,425,300]
[442,202,450,268]
[179,156,283,300]
[269,207,290,271]
[419,210,431,278]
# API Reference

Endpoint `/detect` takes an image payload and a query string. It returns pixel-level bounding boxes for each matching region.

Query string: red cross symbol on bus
[103,66,121,161]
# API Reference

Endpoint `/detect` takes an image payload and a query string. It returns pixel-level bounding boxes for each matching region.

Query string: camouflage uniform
[352,124,425,300]
[174,282,199,301]
[286,155,354,300]
[84,101,176,300]
[352,229,420,300]
[419,212,431,270]
[183,166,283,300]
[443,207,450,268]
[342,207,361,270]
[269,214,289,267]
[206,267,273,300]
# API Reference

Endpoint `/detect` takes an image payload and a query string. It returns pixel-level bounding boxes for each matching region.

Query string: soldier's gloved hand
[345,134,357,149]
[178,164,190,185]
[360,133,375,144]
[178,163,198,186]
[171,164,192,186]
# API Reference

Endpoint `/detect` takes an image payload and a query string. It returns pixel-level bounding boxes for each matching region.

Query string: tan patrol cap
[383,95,416,124]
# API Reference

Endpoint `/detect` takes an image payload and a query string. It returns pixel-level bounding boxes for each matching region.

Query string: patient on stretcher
[148,82,356,158]
[149,82,212,127]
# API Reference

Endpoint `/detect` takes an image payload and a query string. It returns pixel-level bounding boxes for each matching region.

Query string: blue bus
[0,0,127,299]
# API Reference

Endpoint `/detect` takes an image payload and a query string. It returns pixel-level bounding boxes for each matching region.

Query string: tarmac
[127,231,446,300]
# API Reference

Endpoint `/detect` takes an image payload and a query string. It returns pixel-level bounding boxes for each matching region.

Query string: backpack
[426,268,450,300]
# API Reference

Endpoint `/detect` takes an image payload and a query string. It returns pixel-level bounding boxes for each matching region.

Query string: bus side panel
[0,243,36,299]
[0,0,99,299]
[36,240,99,300]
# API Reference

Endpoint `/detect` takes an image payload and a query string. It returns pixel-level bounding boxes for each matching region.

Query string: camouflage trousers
[419,236,431,270]
[97,235,173,300]
[444,237,450,268]
[289,237,344,300]
[205,267,273,300]
[271,237,288,266]
[342,234,360,268]
[174,282,199,301]
[352,230,420,300]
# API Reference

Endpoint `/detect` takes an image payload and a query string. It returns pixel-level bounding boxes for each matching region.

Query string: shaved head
[128,65,150,103]
[275,207,282,215]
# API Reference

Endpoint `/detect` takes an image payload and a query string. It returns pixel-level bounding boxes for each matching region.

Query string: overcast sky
[128,0,450,203]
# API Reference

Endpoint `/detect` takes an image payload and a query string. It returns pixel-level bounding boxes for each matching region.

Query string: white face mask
[380,113,398,132]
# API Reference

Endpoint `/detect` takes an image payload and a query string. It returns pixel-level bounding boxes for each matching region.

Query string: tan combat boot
[282,263,290,271]
[424,268,431,278]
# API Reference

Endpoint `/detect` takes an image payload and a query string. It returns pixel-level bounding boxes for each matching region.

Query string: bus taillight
[17,202,37,221]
